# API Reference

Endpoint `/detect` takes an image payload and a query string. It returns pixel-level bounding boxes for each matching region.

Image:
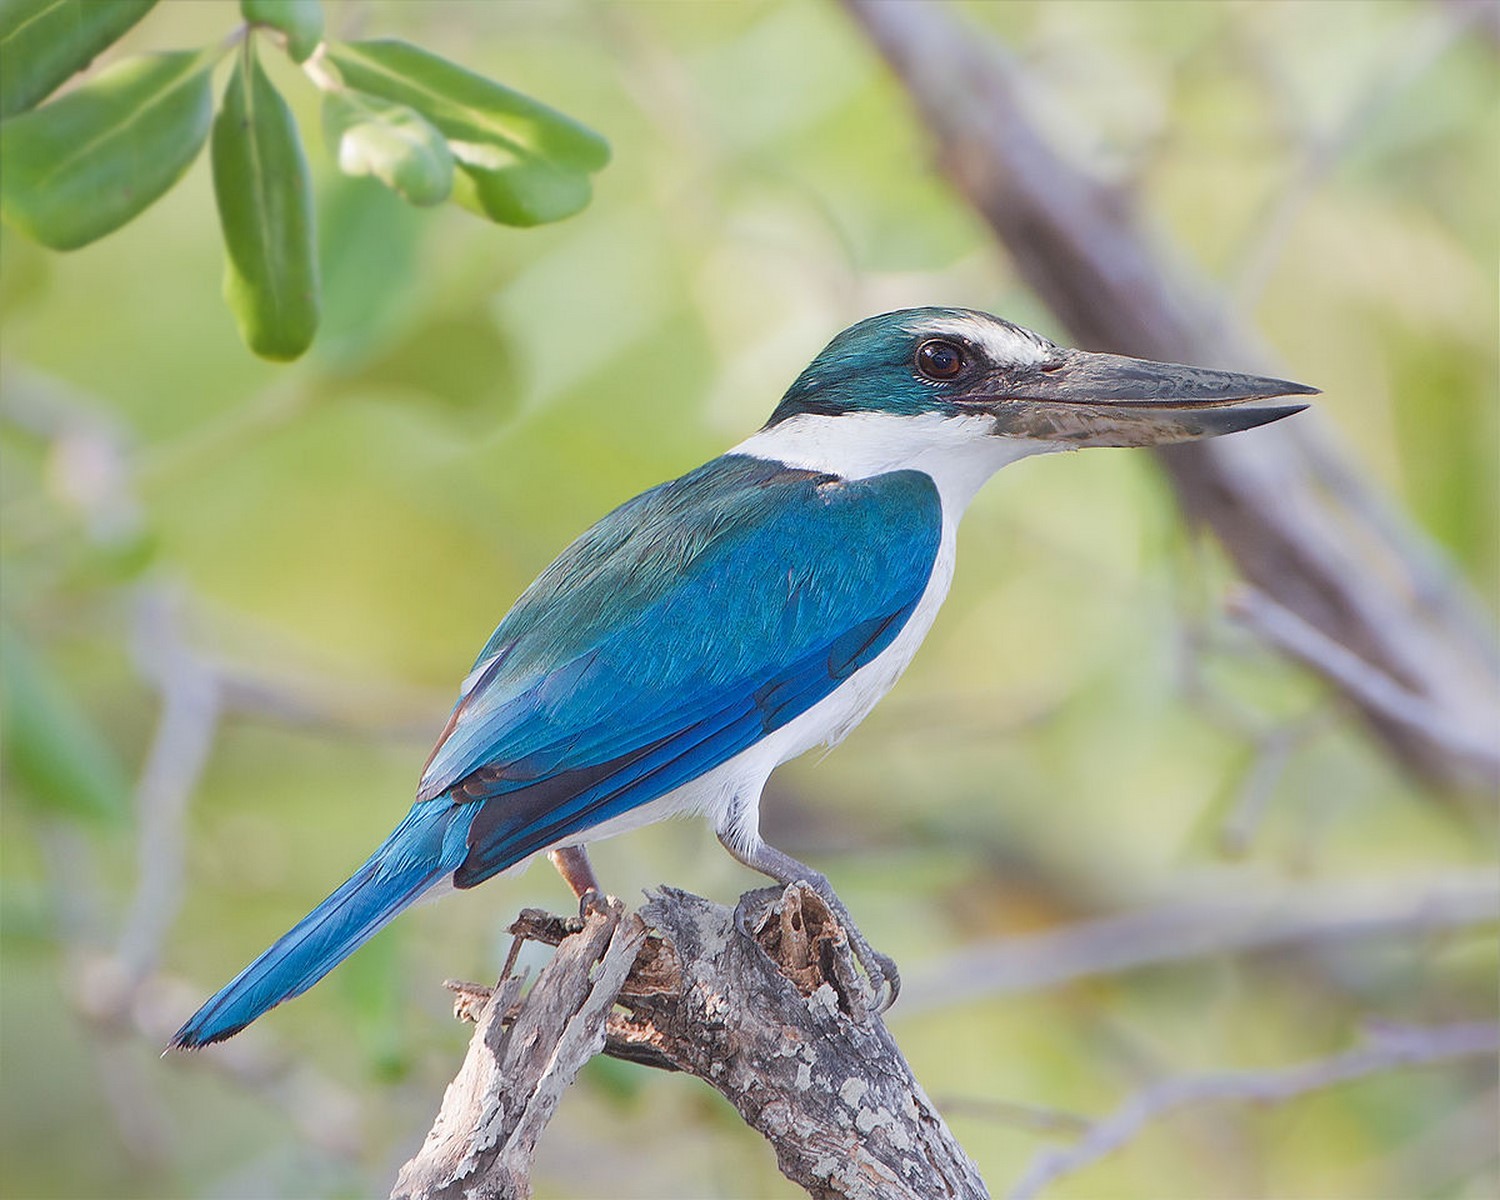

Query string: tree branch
[395,887,989,1200]
[1228,586,1500,781]
[901,869,1500,1013]
[392,899,648,1200]
[1007,1021,1500,1200]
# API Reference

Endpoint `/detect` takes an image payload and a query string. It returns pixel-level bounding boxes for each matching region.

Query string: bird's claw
[844,927,901,1014]
[807,883,901,1014]
[576,887,608,921]
[733,882,900,1016]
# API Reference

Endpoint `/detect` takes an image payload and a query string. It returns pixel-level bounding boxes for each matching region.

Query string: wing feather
[416,454,943,888]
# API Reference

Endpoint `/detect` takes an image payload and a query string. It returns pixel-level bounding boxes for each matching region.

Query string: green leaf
[239,0,322,64]
[212,39,319,361]
[324,38,610,174]
[0,0,157,118]
[0,626,130,824]
[0,48,213,250]
[322,89,452,207]
[450,144,592,227]
[314,175,421,370]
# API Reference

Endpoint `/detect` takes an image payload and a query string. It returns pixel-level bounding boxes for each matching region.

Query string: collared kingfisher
[171,308,1313,1047]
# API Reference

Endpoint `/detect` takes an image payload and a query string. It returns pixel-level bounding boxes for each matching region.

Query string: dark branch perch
[393,888,988,1200]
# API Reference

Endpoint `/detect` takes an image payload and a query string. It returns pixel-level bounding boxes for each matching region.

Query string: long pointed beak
[959,349,1318,447]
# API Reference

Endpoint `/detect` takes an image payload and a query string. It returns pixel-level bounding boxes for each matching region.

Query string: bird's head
[765,308,1315,446]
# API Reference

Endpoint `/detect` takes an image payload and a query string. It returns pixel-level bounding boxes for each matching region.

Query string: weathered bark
[608,886,988,1199]
[394,887,988,1200]
[844,0,1500,790]
[391,899,648,1200]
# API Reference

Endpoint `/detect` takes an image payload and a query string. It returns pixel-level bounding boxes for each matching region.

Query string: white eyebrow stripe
[915,315,1053,367]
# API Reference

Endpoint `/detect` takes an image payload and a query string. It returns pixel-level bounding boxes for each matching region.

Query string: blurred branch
[931,1096,1092,1139]
[35,824,364,1170]
[71,951,366,1162]
[844,0,1500,788]
[1293,426,1500,678]
[212,666,440,741]
[397,887,989,1200]
[1230,5,1474,313]
[116,585,223,983]
[902,869,1500,1013]
[1438,0,1500,50]
[1172,597,1344,856]
[1229,586,1500,785]
[1007,1020,1500,1200]
[1217,711,1332,858]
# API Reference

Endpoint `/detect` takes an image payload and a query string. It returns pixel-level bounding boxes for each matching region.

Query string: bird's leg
[547,844,605,917]
[716,832,900,1013]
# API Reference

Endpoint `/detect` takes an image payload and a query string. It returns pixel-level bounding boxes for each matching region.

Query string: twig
[1230,4,1472,313]
[0,365,142,551]
[901,869,1500,1013]
[69,950,366,1162]
[1219,709,1338,857]
[1007,1021,1500,1200]
[31,655,365,1173]
[1229,585,1500,785]
[213,667,440,740]
[117,585,223,982]
[393,899,648,1200]
[1438,0,1500,51]
[1381,1084,1500,1197]
[1295,424,1500,677]
[933,1096,1092,1138]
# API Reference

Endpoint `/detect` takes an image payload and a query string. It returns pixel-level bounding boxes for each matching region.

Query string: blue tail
[170,800,478,1049]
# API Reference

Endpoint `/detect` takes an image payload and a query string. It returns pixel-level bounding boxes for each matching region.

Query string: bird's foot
[734,881,900,1016]
[576,887,609,921]
[845,927,901,1015]
[820,890,900,1015]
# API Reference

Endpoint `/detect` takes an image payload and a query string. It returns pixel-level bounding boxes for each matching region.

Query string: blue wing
[170,453,942,1047]
[420,454,943,888]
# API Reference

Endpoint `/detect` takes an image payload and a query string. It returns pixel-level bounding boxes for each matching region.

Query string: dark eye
[915,339,965,381]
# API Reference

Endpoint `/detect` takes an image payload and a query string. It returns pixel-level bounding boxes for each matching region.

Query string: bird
[170,307,1314,1048]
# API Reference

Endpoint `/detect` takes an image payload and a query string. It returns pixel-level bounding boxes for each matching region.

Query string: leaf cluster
[0,0,610,360]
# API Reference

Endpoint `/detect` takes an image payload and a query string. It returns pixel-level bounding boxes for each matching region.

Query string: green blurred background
[2,2,1496,1197]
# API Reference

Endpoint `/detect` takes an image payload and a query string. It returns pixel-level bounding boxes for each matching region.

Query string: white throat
[733,411,1052,517]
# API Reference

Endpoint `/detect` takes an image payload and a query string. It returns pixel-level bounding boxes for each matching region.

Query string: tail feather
[170,800,476,1049]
